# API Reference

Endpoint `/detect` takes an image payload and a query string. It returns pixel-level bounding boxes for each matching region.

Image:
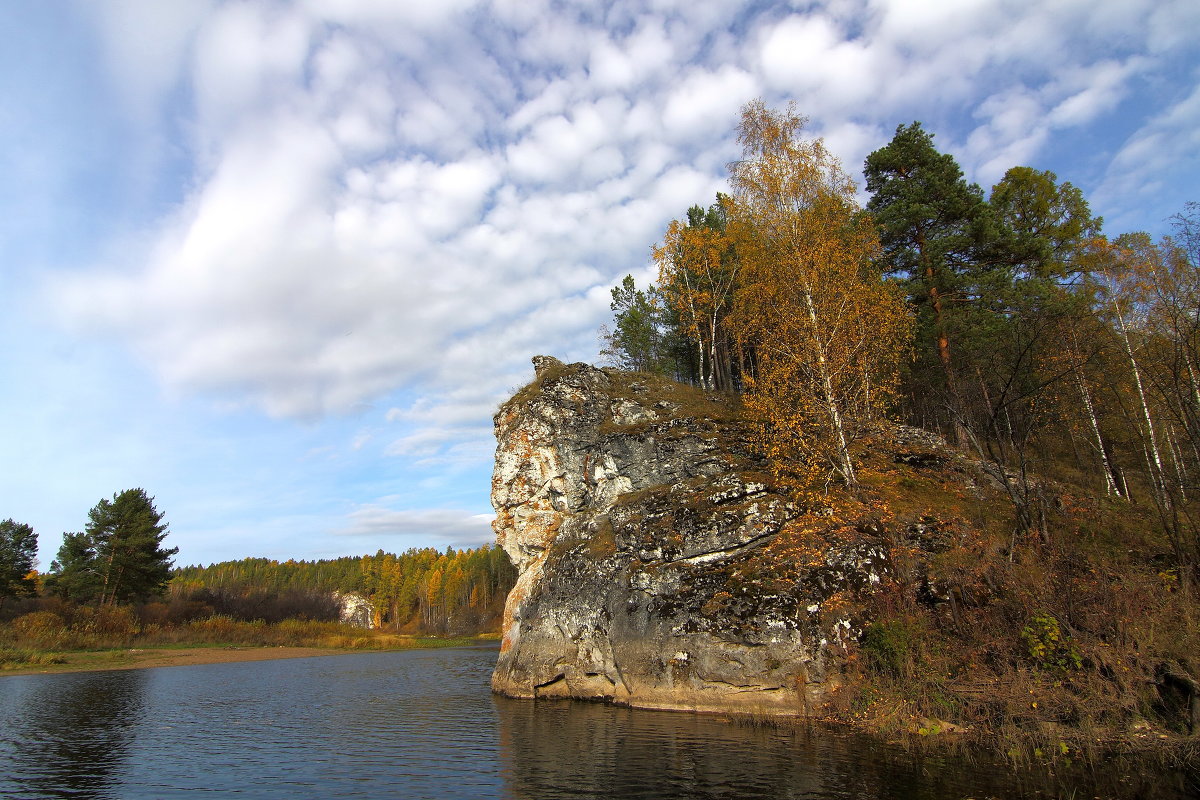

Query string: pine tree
[863,122,994,434]
[0,518,37,605]
[48,489,178,605]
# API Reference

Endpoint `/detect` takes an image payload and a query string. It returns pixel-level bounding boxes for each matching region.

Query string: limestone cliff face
[490,356,888,714]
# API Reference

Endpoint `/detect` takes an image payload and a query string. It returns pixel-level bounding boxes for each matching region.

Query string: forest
[171,545,516,633]
[0,487,514,664]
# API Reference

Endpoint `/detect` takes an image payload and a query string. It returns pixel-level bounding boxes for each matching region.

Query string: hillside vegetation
[597,101,1199,763]
[172,545,515,633]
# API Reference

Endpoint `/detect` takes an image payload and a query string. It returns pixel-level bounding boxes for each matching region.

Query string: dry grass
[0,610,491,671]
[804,427,1200,769]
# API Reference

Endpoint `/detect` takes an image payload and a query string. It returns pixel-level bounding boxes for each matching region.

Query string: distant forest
[172,545,516,634]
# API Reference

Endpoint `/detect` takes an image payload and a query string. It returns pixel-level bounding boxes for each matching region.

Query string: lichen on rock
[490,356,889,715]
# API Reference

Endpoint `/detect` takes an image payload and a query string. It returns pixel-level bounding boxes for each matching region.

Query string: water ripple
[0,646,1190,799]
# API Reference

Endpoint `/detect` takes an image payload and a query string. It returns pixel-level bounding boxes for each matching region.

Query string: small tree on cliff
[601,275,663,373]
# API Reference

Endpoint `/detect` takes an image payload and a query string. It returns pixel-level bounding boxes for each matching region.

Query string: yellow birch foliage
[728,101,911,491]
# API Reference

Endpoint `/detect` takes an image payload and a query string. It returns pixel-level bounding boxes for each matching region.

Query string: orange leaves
[726,101,913,489]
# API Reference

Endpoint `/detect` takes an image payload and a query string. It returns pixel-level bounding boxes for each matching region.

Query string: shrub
[9,611,70,648]
[79,605,139,637]
[860,617,924,678]
[1020,612,1081,673]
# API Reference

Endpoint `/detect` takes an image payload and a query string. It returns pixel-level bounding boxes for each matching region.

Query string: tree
[728,101,911,489]
[655,196,742,391]
[600,275,663,373]
[1086,228,1200,593]
[863,122,995,435]
[47,489,178,605]
[989,166,1101,285]
[0,518,37,606]
[947,168,1106,543]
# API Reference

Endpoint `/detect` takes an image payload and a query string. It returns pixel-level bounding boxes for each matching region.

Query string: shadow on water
[0,669,149,800]
[493,695,1196,800]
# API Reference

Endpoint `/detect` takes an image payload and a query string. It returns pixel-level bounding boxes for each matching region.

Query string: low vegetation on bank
[1,507,514,671]
[775,428,1200,768]
[0,601,495,673]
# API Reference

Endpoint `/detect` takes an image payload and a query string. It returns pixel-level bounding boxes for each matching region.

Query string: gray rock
[490,358,886,715]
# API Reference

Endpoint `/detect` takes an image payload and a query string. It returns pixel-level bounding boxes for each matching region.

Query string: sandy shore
[0,646,360,676]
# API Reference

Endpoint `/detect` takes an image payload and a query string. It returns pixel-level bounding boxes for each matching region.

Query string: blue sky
[2,0,1197,569]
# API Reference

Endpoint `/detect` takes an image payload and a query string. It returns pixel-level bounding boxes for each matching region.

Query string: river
[0,646,1190,799]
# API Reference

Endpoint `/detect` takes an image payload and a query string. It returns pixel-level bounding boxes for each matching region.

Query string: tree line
[2,489,516,635]
[604,101,1199,595]
[1,488,176,611]
[172,545,516,633]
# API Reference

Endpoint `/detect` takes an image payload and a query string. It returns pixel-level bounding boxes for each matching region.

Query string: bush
[9,611,69,648]
[74,605,139,638]
[187,615,267,644]
[860,617,926,678]
[1021,612,1082,673]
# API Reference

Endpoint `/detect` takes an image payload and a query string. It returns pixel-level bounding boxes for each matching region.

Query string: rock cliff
[490,356,891,714]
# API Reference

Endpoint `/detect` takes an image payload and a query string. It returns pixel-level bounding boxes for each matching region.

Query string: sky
[1,0,1197,570]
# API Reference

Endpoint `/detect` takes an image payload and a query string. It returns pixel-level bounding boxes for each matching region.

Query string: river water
[0,646,1190,799]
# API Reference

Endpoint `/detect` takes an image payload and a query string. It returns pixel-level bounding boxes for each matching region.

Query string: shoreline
[1,639,498,677]
[0,645,361,676]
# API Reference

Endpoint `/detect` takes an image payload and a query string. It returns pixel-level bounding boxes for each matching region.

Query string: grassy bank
[781,430,1200,775]
[0,609,496,674]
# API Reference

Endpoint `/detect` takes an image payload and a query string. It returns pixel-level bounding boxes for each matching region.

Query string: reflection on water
[496,696,1046,800]
[0,647,1193,799]
[2,669,148,799]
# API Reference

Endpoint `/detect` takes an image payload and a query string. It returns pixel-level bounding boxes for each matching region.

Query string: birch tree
[728,101,911,490]
[1089,232,1200,594]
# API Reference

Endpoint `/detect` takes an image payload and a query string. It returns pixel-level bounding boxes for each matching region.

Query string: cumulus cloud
[1092,81,1200,231]
[49,0,1200,475]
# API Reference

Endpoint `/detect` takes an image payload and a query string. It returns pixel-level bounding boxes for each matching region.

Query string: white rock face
[490,357,889,715]
[334,591,375,629]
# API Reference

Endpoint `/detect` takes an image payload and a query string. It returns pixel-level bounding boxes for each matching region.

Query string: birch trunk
[1113,299,1168,501]
[801,284,855,485]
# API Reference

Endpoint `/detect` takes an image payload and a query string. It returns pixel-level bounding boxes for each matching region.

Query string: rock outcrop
[490,357,889,714]
[334,591,375,628]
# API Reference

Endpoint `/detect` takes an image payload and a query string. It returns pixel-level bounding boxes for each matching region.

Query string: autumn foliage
[603,102,1200,755]
[727,102,910,490]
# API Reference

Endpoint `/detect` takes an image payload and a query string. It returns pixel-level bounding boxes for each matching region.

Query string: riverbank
[0,636,499,677]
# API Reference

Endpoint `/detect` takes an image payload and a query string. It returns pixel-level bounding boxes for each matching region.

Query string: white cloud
[1093,81,1200,229]
[81,0,215,125]
[1046,59,1144,128]
[662,65,757,141]
[45,0,1200,471]
[761,13,896,115]
[300,0,479,30]
[340,506,496,548]
[191,3,313,143]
